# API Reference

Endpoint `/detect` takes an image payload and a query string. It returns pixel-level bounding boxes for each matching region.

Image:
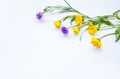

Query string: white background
[0,0,120,79]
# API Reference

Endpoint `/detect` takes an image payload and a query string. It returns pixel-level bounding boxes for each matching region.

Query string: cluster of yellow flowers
[54,14,102,48]
[91,37,102,48]
[54,14,82,34]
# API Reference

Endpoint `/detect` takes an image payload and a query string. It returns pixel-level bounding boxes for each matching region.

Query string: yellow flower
[72,27,80,35]
[90,37,102,48]
[54,20,61,28]
[75,14,83,26]
[87,23,97,35]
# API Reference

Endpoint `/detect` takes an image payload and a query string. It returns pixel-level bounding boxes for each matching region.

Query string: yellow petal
[72,27,80,35]
[54,20,61,28]
[97,42,102,48]
[88,24,97,35]
[75,14,83,26]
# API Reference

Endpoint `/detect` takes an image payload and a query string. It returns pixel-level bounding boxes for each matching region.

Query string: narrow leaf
[97,23,101,31]
[70,15,75,25]
[115,34,120,42]
[63,16,70,21]
[116,14,120,20]
[115,27,120,34]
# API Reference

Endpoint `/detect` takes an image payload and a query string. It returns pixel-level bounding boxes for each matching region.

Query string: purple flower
[36,12,42,20]
[61,26,69,34]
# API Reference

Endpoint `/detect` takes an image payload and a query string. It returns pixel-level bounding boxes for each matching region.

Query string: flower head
[72,27,80,35]
[87,23,97,35]
[90,37,102,48]
[61,26,69,34]
[36,12,42,20]
[54,20,61,28]
[75,14,83,26]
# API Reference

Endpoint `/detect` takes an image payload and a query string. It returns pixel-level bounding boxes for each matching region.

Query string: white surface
[0,0,120,79]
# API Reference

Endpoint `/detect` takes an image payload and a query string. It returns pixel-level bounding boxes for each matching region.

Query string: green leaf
[98,16,112,25]
[115,34,120,42]
[82,16,85,22]
[97,23,101,31]
[63,8,71,10]
[115,27,120,34]
[70,15,75,25]
[116,14,120,20]
[113,9,120,20]
[89,20,99,25]
[115,27,120,42]
[62,16,70,21]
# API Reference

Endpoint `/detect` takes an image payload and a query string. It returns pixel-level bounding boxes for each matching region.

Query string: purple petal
[61,26,69,34]
[36,12,42,20]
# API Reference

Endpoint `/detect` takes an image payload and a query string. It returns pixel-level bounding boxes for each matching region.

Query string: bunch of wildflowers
[36,0,120,48]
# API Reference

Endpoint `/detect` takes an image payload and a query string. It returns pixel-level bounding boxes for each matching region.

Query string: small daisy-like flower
[61,26,69,34]
[90,37,102,48]
[72,27,80,35]
[54,20,61,28]
[75,14,83,26]
[36,12,42,20]
[87,23,97,35]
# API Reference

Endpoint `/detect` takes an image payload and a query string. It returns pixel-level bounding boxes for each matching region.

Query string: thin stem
[80,28,87,41]
[67,26,73,29]
[64,0,73,9]
[42,12,45,15]
[64,0,90,19]
[90,15,114,22]
[99,33,115,40]
[100,27,117,30]
[101,15,113,18]
[79,22,89,29]
[99,24,120,30]
[64,0,80,14]
[113,9,120,15]
[67,21,88,29]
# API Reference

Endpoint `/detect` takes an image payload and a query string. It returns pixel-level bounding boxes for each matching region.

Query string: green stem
[64,0,73,9]
[64,0,80,14]
[64,0,90,19]
[90,15,114,21]
[100,15,113,18]
[67,26,73,29]
[98,24,120,30]
[99,33,115,40]
[100,27,117,30]
[79,22,89,29]
[67,21,88,29]
[113,9,120,15]
[80,28,87,41]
